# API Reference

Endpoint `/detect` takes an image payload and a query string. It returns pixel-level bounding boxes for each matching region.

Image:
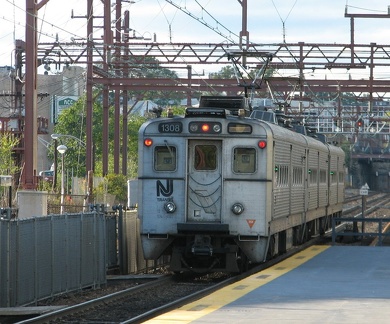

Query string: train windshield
[194,145,217,170]
[154,146,176,171]
[233,147,256,173]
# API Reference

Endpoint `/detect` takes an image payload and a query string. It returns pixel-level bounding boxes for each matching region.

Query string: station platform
[145,245,390,323]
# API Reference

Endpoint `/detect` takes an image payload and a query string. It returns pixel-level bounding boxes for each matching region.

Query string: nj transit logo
[156,179,173,197]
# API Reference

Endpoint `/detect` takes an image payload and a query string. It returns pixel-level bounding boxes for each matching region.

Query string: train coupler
[191,235,213,256]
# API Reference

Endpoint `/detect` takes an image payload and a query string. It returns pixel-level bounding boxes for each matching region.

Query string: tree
[126,56,185,106]
[52,93,147,179]
[52,96,106,178]
[209,66,236,79]
[94,173,127,205]
[210,64,274,80]
[0,133,20,175]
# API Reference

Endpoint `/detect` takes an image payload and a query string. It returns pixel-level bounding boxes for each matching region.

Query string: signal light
[144,138,153,147]
[189,122,221,134]
[258,140,267,149]
[356,118,363,127]
[201,124,210,132]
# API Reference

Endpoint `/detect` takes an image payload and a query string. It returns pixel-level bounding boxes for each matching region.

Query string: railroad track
[331,192,390,245]
[11,192,390,323]
[15,273,233,323]
[13,239,321,323]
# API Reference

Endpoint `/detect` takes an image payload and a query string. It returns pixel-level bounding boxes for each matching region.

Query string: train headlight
[190,124,199,132]
[231,203,244,215]
[213,124,221,132]
[189,122,222,134]
[164,201,176,213]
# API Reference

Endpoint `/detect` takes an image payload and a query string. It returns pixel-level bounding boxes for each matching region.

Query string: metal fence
[332,217,390,245]
[0,207,167,307]
[0,212,107,307]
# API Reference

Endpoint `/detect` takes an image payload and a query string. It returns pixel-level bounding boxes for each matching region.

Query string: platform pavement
[144,245,390,323]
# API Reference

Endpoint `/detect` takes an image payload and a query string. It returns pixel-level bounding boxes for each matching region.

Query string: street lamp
[51,133,87,180]
[57,144,67,214]
[51,133,86,147]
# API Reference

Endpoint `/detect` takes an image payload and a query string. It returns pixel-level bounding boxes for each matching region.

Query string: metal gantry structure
[18,0,390,188]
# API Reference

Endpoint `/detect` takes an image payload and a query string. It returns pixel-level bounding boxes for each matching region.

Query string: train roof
[198,95,250,115]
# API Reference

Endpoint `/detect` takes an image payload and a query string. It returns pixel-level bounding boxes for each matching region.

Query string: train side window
[293,167,303,186]
[319,169,327,183]
[275,164,288,187]
[233,147,256,173]
[154,146,176,171]
[194,145,217,170]
[338,171,344,183]
[310,169,318,185]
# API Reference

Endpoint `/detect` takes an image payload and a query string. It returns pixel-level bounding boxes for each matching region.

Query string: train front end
[138,108,272,273]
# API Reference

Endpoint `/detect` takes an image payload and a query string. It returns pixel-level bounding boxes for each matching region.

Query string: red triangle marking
[246,219,256,228]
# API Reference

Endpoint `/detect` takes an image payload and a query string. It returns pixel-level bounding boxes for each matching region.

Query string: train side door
[187,140,222,222]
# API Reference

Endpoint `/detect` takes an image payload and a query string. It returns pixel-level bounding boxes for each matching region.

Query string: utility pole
[122,10,130,176]
[24,0,38,188]
[24,0,50,189]
[86,0,94,174]
[102,0,112,176]
[114,0,122,174]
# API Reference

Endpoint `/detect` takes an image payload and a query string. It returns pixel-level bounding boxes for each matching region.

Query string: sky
[1,0,390,77]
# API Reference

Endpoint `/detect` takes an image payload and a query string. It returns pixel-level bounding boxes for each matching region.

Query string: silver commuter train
[137,96,345,273]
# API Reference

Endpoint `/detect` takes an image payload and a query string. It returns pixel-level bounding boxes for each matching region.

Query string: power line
[164,0,238,43]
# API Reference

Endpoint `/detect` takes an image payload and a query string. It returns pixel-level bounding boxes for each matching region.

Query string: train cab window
[233,147,256,173]
[154,146,176,171]
[194,145,217,170]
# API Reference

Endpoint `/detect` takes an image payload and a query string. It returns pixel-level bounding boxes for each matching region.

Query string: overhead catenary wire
[164,0,238,43]
[270,0,298,43]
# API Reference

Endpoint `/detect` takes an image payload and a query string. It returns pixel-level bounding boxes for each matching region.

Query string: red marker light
[144,138,153,147]
[201,124,210,132]
[258,140,267,149]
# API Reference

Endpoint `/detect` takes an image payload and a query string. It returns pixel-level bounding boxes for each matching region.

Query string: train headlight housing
[231,203,244,215]
[164,201,176,213]
[189,123,199,132]
[213,124,221,132]
[189,122,222,134]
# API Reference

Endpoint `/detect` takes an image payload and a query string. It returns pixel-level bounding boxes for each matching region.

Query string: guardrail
[332,217,390,246]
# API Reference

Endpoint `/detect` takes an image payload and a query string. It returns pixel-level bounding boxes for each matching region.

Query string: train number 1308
[158,122,183,133]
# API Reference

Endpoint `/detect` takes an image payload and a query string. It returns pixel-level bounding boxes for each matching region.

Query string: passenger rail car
[138,100,345,273]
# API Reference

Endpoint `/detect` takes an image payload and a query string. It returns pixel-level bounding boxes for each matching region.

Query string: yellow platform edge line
[143,245,329,324]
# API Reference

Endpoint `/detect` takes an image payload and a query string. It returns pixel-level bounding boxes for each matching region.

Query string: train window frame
[194,144,217,171]
[233,147,256,174]
[154,145,177,171]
